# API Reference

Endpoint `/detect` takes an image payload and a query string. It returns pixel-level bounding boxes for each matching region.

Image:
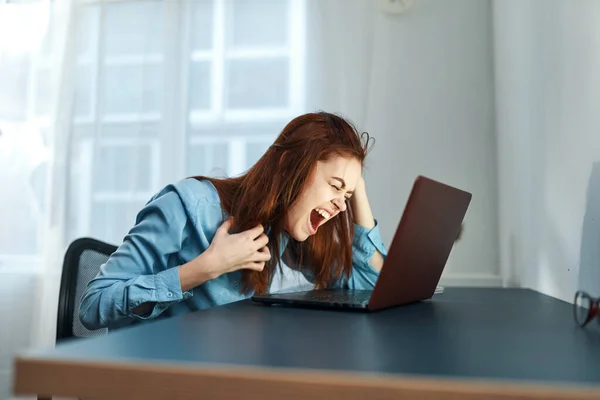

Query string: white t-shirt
[268,258,315,294]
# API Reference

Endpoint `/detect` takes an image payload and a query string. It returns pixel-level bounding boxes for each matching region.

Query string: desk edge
[12,356,600,400]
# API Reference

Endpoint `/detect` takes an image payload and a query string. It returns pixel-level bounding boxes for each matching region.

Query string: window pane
[103,64,162,115]
[66,138,91,242]
[74,64,93,118]
[90,201,146,244]
[246,140,270,167]
[71,123,160,140]
[93,144,154,192]
[188,121,287,137]
[0,52,30,121]
[71,124,94,141]
[33,67,53,117]
[229,0,288,48]
[0,130,47,255]
[190,0,213,51]
[225,58,289,109]
[74,5,99,58]
[187,143,229,177]
[0,188,39,255]
[101,122,160,138]
[104,1,164,56]
[189,61,211,111]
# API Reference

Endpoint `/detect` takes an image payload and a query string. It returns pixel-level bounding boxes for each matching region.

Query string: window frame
[67,0,306,242]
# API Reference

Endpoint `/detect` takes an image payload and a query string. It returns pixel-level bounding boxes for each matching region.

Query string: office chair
[56,237,117,342]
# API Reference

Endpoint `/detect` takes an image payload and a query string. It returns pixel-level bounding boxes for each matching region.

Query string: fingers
[238,247,271,269]
[245,223,264,239]
[250,261,266,271]
[240,261,265,272]
[253,246,271,262]
[253,232,269,249]
[217,216,234,235]
[218,218,262,238]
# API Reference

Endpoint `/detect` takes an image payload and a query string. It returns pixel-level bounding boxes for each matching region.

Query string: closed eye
[331,184,352,201]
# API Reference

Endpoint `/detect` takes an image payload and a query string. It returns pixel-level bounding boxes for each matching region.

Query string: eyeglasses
[574,291,600,327]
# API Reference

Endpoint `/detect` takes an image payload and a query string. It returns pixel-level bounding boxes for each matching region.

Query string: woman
[79,112,387,331]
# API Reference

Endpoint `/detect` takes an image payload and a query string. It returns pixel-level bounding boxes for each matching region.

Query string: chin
[291,230,309,242]
[283,225,309,242]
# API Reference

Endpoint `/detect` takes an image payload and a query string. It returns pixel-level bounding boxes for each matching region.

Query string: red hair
[193,112,372,294]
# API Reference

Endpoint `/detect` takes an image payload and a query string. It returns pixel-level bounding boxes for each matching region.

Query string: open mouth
[309,208,332,233]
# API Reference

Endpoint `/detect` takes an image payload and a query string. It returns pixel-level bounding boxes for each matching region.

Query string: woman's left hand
[350,177,375,230]
[350,177,384,271]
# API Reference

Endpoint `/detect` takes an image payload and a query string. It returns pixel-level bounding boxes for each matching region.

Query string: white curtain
[0,0,377,372]
[55,0,376,253]
[0,0,75,395]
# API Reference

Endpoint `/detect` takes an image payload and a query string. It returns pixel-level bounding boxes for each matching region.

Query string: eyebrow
[332,177,354,194]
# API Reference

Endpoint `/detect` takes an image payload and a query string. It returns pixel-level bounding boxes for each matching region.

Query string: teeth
[315,208,331,220]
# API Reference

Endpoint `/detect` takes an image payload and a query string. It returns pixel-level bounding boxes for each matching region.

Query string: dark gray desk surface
[14,288,600,398]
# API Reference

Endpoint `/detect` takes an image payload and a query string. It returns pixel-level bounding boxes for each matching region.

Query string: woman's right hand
[178,217,271,292]
[205,216,271,276]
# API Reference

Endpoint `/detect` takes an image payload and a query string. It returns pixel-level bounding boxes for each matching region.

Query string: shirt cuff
[353,219,388,257]
[154,266,194,301]
[127,267,193,320]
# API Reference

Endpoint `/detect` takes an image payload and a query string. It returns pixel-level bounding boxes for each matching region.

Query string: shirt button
[167,292,173,298]
[234,281,239,285]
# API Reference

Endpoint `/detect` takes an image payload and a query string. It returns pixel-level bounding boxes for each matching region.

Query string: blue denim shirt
[79,178,388,331]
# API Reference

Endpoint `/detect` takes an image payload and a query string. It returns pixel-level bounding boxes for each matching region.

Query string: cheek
[284,185,325,228]
[305,185,327,203]
[284,202,303,229]
[312,188,330,206]
[294,190,314,213]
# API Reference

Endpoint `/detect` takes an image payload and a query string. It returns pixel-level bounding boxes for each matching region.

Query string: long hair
[192,111,373,294]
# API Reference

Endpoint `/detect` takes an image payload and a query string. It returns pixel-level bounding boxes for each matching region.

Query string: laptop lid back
[367,176,472,310]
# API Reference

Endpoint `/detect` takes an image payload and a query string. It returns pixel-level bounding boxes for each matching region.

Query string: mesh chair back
[56,237,117,342]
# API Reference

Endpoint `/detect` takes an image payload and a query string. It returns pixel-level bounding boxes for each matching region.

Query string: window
[68,0,306,244]
[0,0,55,261]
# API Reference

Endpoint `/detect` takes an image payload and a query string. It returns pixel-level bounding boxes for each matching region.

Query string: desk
[13,288,600,399]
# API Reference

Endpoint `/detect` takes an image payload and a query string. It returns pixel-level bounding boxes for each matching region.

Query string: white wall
[0,272,38,400]
[364,0,500,286]
[493,0,600,302]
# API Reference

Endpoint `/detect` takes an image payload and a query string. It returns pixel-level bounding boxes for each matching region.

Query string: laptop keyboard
[307,290,372,304]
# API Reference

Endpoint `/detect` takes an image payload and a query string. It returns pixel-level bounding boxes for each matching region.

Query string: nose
[332,196,347,212]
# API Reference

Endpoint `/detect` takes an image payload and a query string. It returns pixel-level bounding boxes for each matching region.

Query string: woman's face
[284,155,362,241]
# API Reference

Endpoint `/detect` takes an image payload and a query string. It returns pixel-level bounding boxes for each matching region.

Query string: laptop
[251,175,472,311]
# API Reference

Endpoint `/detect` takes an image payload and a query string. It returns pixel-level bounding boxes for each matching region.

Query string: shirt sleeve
[78,189,195,331]
[334,220,388,290]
